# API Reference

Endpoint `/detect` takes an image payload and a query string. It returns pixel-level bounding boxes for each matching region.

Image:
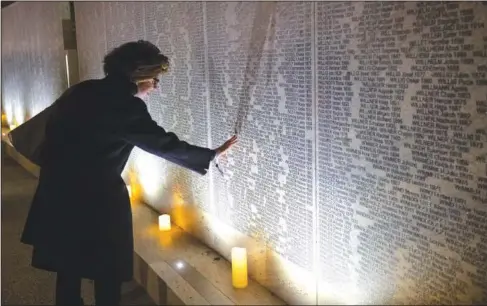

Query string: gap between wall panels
[310,1,320,305]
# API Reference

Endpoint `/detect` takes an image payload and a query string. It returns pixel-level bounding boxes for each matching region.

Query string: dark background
[2,2,16,9]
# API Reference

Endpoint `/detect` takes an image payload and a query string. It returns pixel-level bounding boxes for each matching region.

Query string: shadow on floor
[1,151,155,305]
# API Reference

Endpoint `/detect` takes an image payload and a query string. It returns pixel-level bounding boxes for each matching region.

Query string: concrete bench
[1,134,285,305]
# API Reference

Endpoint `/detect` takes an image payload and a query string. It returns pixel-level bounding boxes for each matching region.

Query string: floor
[1,149,156,305]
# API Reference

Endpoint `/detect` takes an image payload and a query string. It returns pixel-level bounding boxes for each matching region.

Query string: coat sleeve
[118,98,216,175]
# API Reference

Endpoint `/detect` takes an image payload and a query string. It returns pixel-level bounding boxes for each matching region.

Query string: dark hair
[103,40,169,81]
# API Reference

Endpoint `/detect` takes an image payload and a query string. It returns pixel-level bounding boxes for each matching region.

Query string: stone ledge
[1,137,285,305]
[2,131,40,177]
[132,202,285,305]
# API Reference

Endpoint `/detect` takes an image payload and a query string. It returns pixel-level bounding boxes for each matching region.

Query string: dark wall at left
[1,2,16,9]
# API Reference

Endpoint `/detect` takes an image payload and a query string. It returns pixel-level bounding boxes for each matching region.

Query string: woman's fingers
[225,136,238,148]
[217,135,238,155]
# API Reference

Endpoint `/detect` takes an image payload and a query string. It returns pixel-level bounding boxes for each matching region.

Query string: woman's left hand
[214,135,238,158]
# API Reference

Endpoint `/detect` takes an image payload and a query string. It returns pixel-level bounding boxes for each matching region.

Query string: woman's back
[42,77,137,175]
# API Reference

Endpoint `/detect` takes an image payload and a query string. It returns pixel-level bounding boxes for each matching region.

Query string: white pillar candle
[159,214,171,231]
[231,247,248,288]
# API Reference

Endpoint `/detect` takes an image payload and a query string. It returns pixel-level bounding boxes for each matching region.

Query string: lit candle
[159,214,171,231]
[231,247,248,289]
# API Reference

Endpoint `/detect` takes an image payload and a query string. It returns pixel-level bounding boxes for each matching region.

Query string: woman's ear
[135,79,156,99]
[153,78,160,89]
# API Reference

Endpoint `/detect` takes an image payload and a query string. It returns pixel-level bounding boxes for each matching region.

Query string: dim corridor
[1,150,156,305]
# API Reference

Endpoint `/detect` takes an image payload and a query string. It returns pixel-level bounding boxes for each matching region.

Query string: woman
[20,40,237,305]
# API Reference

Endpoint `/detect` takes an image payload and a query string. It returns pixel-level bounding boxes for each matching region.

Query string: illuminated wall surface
[1,2,68,127]
[3,1,487,304]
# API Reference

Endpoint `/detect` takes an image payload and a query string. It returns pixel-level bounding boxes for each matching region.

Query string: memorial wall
[74,1,485,304]
[1,2,69,127]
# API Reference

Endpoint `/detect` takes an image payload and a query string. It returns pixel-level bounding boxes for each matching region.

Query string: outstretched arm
[118,98,236,174]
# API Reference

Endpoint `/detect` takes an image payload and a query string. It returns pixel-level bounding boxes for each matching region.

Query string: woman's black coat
[20,75,216,281]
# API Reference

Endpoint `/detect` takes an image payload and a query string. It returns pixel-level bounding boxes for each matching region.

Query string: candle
[159,214,171,231]
[231,247,248,289]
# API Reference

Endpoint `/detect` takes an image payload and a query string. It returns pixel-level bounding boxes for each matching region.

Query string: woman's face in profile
[136,77,159,98]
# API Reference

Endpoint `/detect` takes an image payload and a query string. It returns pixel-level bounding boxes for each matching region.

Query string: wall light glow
[4,104,14,126]
[30,103,45,118]
[175,261,184,270]
[14,105,24,126]
[133,151,165,200]
[318,280,362,305]
[65,54,71,87]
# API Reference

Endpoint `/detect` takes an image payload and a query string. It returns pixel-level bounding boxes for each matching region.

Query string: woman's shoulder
[118,96,150,119]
